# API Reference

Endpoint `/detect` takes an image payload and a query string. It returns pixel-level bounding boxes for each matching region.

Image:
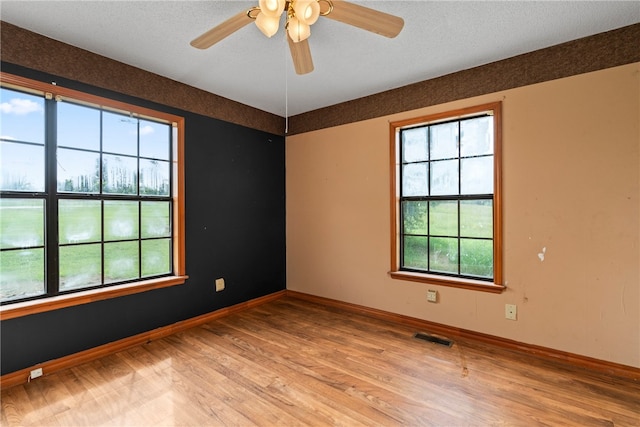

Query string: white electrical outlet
[30,368,43,380]
[427,290,438,303]
[215,278,225,292]
[505,304,517,320]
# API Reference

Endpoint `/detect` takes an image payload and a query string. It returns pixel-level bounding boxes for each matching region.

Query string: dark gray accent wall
[0,63,286,375]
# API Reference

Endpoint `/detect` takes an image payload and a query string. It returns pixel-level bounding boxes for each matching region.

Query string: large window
[390,102,503,292]
[0,73,186,316]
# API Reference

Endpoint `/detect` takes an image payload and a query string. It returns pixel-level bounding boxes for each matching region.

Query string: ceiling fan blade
[288,36,314,75]
[324,1,404,38]
[191,10,254,49]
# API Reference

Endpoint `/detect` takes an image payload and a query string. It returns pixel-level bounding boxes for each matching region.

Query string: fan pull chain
[285,31,289,134]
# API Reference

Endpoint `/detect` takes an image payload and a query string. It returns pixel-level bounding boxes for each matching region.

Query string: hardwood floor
[2,296,639,426]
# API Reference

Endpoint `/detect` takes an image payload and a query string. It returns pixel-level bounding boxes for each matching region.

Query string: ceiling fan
[190,0,404,75]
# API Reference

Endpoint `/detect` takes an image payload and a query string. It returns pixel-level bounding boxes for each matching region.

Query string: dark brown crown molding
[0,21,285,136]
[286,23,640,135]
[2,21,638,137]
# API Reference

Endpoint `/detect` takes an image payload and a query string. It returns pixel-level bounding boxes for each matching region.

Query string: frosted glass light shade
[287,17,311,42]
[259,0,286,17]
[293,0,320,25]
[255,13,280,37]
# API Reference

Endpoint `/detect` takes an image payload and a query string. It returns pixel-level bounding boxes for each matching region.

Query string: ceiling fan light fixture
[287,16,311,42]
[258,0,286,18]
[255,12,280,37]
[190,0,403,76]
[293,0,321,25]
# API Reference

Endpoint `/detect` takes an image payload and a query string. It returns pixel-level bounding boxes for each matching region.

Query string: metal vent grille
[413,332,453,347]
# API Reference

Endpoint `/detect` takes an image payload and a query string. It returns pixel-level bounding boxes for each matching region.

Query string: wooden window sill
[389,270,505,293]
[0,275,188,320]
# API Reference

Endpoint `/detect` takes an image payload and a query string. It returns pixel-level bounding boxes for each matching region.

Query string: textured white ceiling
[1,1,639,116]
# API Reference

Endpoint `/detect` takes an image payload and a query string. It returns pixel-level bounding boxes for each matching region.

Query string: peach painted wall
[286,63,640,368]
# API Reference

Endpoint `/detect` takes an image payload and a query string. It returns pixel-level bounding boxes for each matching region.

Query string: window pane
[103,111,137,155]
[402,201,427,235]
[140,159,170,196]
[102,154,138,194]
[402,127,428,163]
[403,236,427,270]
[461,116,493,157]
[460,239,493,278]
[461,156,493,195]
[139,120,170,160]
[60,244,102,291]
[0,199,44,249]
[0,248,45,301]
[429,200,458,236]
[0,141,45,191]
[1,79,181,304]
[142,239,170,277]
[460,200,493,238]
[104,241,139,284]
[57,102,100,150]
[59,200,101,244]
[0,88,44,144]
[431,159,458,196]
[104,200,139,241]
[396,107,499,283]
[57,148,101,193]
[429,237,458,274]
[402,163,428,196]
[141,201,170,238]
[430,122,458,160]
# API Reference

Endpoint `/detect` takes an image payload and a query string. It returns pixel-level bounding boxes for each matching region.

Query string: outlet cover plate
[215,278,225,292]
[427,290,438,303]
[30,368,43,380]
[505,304,517,320]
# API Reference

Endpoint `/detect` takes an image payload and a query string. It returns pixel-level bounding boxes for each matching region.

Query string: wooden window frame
[0,73,187,319]
[389,102,504,293]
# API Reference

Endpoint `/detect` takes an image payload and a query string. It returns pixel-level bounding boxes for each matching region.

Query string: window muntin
[0,75,186,307]
[391,102,503,291]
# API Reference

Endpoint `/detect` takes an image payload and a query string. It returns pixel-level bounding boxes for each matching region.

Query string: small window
[390,102,503,292]
[0,73,187,317]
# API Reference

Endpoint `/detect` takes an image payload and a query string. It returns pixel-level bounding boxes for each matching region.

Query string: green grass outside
[402,200,493,278]
[1,199,171,301]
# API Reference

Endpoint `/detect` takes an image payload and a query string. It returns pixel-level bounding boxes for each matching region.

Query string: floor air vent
[413,332,453,347]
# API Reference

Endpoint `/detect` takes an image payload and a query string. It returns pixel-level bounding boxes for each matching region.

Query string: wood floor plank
[213,315,517,426]
[2,296,639,426]
[219,311,460,422]
[204,321,408,425]
[196,329,376,425]
[182,329,365,426]
[150,335,306,426]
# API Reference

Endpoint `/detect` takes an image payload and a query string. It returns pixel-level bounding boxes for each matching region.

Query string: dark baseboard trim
[285,290,640,382]
[0,290,286,389]
[3,288,637,389]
